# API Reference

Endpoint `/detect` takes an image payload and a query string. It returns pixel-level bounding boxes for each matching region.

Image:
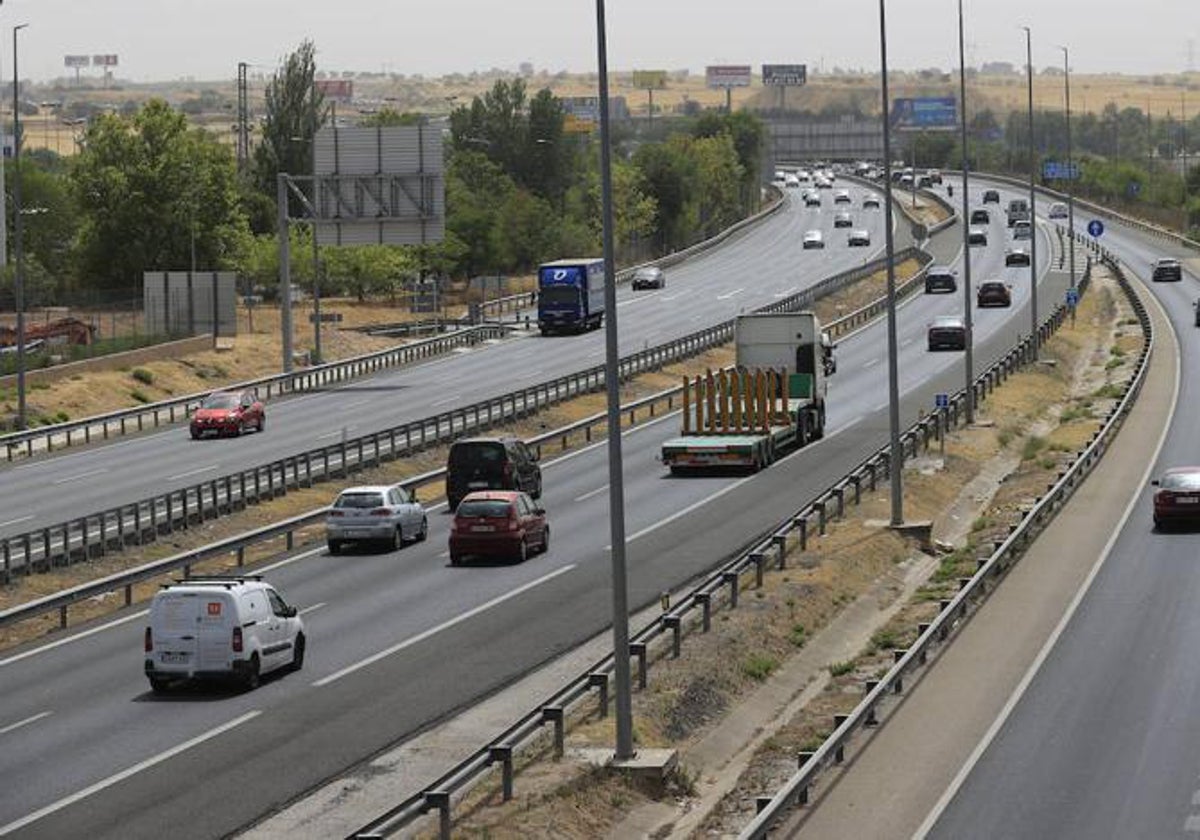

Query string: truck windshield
[540,286,579,307]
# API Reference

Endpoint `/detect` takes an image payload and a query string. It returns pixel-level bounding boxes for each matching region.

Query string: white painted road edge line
[912,278,1180,839]
[0,710,52,736]
[0,610,149,669]
[0,710,262,837]
[312,564,576,687]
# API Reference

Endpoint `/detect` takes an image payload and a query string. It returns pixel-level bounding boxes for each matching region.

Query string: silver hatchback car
[326,485,428,554]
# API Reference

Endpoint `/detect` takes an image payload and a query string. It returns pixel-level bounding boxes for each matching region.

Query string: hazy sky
[8,0,1199,82]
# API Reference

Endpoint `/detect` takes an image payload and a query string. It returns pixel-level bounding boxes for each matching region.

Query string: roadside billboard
[64,55,90,68]
[1042,161,1080,180]
[92,54,118,67]
[706,65,752,88]
[315,79,354,101]
[632,70,668,90]
[891,97,957,131]
[762,64,807,86]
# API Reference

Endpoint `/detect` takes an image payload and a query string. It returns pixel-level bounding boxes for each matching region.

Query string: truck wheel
[149,676,171,694]
[242,654,261,691]
[811,406,826,441]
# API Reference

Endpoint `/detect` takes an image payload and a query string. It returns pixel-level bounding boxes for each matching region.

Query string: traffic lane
[0,193,897,534]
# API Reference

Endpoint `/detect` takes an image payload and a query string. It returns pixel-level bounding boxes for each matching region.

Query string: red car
[449,490,548,565]
[1152,467,1200,530]
[189,390,265,439]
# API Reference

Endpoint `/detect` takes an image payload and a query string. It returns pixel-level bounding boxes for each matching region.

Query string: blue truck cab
[537,258,606,334]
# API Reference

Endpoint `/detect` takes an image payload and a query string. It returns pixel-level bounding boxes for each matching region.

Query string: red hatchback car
[1151,467,1200,530]
[449,491,548,565]
[190,390,265,439]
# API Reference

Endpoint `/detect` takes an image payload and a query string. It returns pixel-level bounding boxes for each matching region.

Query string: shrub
[131,368,155,385]
[130,389,151,404]
[1021,436,1047,460]
[743,653,780,681]
[829,660,855,677]
[789,624,807,647]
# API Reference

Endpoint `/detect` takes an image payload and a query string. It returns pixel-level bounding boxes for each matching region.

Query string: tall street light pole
[12,21,27,431]
[595,0,634,762]
[878,0,904,527]
[1023,27,1039,358]
[1061,45,1076,289]
[957,0,974,424]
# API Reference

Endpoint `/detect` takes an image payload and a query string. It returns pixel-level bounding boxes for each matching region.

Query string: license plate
[471,525,496,533]
[161,652,190,664]
[1179,497,1199,505]
[469,481,489,488]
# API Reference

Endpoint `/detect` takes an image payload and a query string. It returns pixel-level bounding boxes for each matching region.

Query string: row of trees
[2,41,769,308]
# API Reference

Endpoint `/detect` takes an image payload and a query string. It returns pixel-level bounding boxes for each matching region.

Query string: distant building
[980,61,1017,76]
[519,62,534,77]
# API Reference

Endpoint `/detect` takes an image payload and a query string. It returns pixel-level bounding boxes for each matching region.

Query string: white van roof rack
[163,574,264,588]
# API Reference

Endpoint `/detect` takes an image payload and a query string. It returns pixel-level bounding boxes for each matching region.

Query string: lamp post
[878,0,904,527]
[1023,27,1039,358]
[1061,45,1076,289]
[957,0,974,424]
[12,21,27,431]
[595,0,634,762]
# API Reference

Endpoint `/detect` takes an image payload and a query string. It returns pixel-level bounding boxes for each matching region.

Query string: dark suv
[924,266,958,294]
[446,437,542,511]
[1151,258,1182,282]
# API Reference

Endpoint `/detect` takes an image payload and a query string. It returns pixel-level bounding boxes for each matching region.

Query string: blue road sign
[1087,219,1105,238]
[935,393,949,409]
[1042,161,1080,180]
[1066,287,1080,307]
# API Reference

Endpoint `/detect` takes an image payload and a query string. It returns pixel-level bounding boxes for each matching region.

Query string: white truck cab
[144,576,305,692]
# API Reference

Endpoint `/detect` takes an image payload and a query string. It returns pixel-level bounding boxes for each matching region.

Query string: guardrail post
[917,624,931,663]
[631,642,648,689]
[751,552,766,588]
[723,570,740,608]
[833,487,845,519]
[424,790,451,840]
[892,650,906,693]
[772,534,788,569]
[664,615,683,658]
[698,592,712,632]
[589,672,609,717]
[833,715,849,762]
[542,706,565,758]
[864,680,880,726]
[59,604,68,629]
[815,501,827,535]
[489,746,515,801]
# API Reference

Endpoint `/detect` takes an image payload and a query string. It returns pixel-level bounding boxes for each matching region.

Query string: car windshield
[634,269,659,280]
[201,393,240,409]
[1162,473,1200,491]
[457,499,513,518]
[540,286,578,306]
[449,442,506,468]
[335,491,386,509]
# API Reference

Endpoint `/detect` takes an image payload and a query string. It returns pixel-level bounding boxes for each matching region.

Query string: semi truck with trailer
[660,312,828,473]
[537,258,606,334]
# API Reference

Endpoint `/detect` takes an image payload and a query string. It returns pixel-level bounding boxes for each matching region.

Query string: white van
[144,577,305,692]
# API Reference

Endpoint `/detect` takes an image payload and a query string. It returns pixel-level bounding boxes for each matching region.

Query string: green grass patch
[829,660,855,677]
[131,367,155,385]
[1092,383,1124,399]
[870,627,901,653]
[743,653,780,682]
[789,623,807,647]
[129,388,151,404]
[1021,436,1047,460]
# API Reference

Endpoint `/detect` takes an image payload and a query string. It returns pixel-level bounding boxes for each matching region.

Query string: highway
[0,186,900,544]
[0,178,1070,839]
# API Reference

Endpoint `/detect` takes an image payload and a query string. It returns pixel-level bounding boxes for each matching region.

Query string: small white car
[1012,220,1033,240]
[1048,202,1069,219]
[968,227,988,246]
[863,195,881,209]
[834,189,852,204]
[144,577,305,692]
[803,230,825,249]
[784,174,801,189]
[848,229,871,247]
[326,485,428,553]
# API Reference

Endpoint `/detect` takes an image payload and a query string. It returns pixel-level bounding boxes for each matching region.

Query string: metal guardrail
[0,325,507,461]
[741,248,1145,837]
[0,243,923,583]
[345,242,1105,839]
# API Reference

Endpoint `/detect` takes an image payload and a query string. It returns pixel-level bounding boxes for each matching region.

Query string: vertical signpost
[761,64,807,111]
[705,65,752,114]
[632,70,666,133]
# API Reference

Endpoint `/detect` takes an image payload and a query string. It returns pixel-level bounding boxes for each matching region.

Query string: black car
[1194,299,1200,327]
[977,281,1012,308]
[982,189,1000,204]
[924,266,958,294]
[1152,258,1182,282]
[446,437,542,511]
[833,212,853,228]
[631,266,666,290]
[1005,248,1031,267]
[928,316,967,351]
[970,208,991,225]
[863,195,881,209]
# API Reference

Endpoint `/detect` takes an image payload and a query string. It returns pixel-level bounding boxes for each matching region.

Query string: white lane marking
[660,295,679,302]
[299,602,327,616]
[0,711,52,736]
[313,565,576,687]
[1185,815,1200,832]
[716,288,744,300]
[574,485,609,503]
[0,610,149,669]
[526,368,544,378]
[51,468,107,485]
[620,475,756,546]
[256,545,327,574]
[901,337,915,348]
[0,710,262,836]
[166,465,218,482]
[862,358,881,369]
[0,515,32,529]
[316,427,355,440]
[774,287,799,298]
[914,287,1181,839]
[431,394,462,407]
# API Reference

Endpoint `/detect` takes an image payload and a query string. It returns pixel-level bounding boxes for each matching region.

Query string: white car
[326,484,428,553]
[863,194,881,209]
[1012,220,1033,240]
[784,174,801,189]
[803,230,825,249]
[848,229,871,247]
[144,577,305,692]
[1048,202,1069,219]
[834,189,852,204]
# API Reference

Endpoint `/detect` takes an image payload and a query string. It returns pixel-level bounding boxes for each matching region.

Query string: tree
[361,108,424,127]
[633,141,697,251]
[70,99,247,290]
[8,161,78,288]
[253,40,327,202]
